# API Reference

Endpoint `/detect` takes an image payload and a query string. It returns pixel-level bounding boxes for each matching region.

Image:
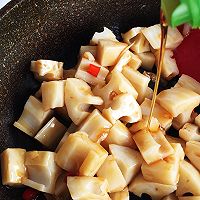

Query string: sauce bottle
[161,0,200,82]
[161,0,200,28]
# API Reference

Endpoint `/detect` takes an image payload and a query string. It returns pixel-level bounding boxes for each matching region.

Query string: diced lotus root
[55,123,77,152]
[122,27,141,44]
[14,96,53,137]
[110,187,129,200]
[90,27,117,45]
[127,52,142,70]
[31,60,63,81]
[41,81,65,111]
[102,93,142,124]
[75,54,109,86]
[67,176,110,200]
[154,50,179,80]
[1,148,27,186]
[34,117,67,149]
[122,27,150,53]
[179,123,200,142]
[144,87,153,100]
[102,120,136,150]
[97,40,127,66]
[175,74,200,95]
[176,160,200,196]
[22,151,62,194]
[185,141,200,171]
[156,87,200,118]
[65,78,103,125]
[137,52,155,71]
[140,98,173,130]
[97,155,127,193]
[122,66,150,104]
[82,51,95,61]
[78,109,112,143]
[142,24,183,50]
[112,50,142,72]
[165,135,186,151]
[111,50,132,72]
[93,71,138,109]
[133,129,174,164]
[173,110,195,130]
[55,132,108,177]
[109,144,143,185]
[130,31,150,53]
[141,143,184,185]
[129,173,177,200]
[129,116,160,133]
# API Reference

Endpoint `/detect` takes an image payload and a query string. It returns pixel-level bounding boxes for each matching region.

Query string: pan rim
[0,0,24,19]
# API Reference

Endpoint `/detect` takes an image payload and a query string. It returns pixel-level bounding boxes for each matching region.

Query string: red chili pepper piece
[22,188,39,200]
[87,64,100,77]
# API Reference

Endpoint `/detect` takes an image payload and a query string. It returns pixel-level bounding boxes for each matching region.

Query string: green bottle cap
[161,0,200,28]
[161,0,180,25]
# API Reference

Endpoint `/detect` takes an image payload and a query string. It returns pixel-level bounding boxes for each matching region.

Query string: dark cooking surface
[0,0,160,199]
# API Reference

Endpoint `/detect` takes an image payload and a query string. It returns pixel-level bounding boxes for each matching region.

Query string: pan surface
[0,0,160,199]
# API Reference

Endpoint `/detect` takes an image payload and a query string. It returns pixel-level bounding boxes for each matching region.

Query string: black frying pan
[0,0,160,199]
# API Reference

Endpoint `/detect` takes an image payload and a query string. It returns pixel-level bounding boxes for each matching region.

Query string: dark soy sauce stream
[147,12,168,130]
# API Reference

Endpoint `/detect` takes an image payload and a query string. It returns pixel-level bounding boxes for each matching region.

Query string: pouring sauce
[147,12,168,129]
